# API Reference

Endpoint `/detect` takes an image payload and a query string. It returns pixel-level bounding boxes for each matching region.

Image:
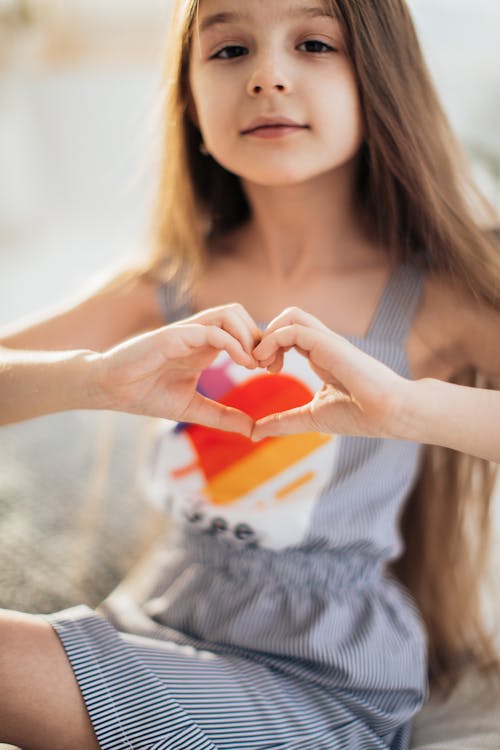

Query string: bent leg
[0,610,100,750]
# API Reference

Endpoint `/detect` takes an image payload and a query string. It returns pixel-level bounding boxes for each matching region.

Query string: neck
[238,160,375,284]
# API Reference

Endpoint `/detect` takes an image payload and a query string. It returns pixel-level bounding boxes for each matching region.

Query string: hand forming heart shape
[251,306,404,441]
[95,303,405,443]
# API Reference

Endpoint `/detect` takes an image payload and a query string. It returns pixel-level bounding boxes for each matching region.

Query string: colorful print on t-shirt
[147,350,338,549]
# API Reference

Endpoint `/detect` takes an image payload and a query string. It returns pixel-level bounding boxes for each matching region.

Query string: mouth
[240,117,309,136]
[243,125,308,136]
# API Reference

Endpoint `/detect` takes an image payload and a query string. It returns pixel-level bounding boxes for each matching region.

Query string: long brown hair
[138,0,500,693]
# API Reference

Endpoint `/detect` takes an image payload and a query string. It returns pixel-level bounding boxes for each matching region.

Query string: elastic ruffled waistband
[172,532,386,590]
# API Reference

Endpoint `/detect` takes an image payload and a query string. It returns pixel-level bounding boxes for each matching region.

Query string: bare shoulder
[97,269,166,329]
[0,267,166,352]
[407,271,500,384]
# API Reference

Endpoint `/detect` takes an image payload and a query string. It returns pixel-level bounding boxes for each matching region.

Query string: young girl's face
[189,0,364,187]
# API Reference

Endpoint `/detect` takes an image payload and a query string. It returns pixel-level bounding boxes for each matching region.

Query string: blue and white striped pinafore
[45,263,428,750]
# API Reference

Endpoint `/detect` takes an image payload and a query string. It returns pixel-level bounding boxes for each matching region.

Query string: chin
[242,166,315,188]
[236,154,345,187]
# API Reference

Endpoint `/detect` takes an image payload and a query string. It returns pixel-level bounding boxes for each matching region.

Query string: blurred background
[0,0,499,613]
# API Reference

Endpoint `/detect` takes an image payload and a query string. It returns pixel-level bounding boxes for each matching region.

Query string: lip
[241,115,308,135]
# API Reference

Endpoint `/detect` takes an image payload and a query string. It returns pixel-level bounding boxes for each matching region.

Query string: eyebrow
[198,6,335,35]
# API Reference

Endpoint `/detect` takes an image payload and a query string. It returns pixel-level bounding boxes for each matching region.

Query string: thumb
[182,391,254,437]
[251,405,316,442]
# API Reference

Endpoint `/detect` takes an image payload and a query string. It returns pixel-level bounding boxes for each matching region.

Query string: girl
[1,1,500,749]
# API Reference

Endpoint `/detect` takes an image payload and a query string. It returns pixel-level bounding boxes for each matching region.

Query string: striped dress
[45,263,428,750]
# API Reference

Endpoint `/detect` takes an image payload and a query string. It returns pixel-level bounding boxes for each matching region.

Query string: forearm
[0,346,107,426]
[396,378,500,462]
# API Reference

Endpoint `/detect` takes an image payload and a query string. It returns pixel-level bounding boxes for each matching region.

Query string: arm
[0,268,164,353]
[0,266,163,424]
[0,346,100,425]
[251,307,500,463]
[0,303,260,435]
[400,378,500,463]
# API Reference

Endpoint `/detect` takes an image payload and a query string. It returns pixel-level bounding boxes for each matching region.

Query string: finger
[254,337,294,370]
[205,326,258,368]
[265,350,284,373]
[228,304,264,347]
[251,405,316,441]
[219,308,262,360]
[183,392,254,437]
[253,324,321,363]
[262,307,330,338]
[186,304,262,357]
[258,346,308,369]
[205,305,261,357]
[254,324,365,387]
[193,325,258,368]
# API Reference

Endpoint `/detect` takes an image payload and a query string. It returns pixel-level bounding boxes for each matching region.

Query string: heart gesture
[95,304,262,436]
[96,304,406,442]
[252,307,406,442]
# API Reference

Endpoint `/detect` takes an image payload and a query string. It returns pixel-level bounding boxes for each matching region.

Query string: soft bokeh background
[0,1,499,614]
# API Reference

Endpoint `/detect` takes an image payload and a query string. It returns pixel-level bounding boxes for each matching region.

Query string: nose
[246,53,291,97]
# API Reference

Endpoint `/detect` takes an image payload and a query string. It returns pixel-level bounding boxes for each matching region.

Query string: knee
[0,611,38,742]
[0,608,39,667]
[0,610,54,736]
[0,608,53,674]
[0,609,99,749]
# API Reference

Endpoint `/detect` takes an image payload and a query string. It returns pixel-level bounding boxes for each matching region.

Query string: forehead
[195,0,335,31]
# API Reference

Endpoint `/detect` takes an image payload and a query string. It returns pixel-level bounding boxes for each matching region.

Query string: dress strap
[366,263,425,342]
[158,280,193,323]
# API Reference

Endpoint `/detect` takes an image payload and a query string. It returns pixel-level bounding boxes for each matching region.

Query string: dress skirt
[43,540,426,750]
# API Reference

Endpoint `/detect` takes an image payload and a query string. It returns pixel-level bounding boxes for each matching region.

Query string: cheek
[191,75,223,129]
[190,75,234,142]
[343,74,364,141]
[189,68,211,129]
[321,77,363,147]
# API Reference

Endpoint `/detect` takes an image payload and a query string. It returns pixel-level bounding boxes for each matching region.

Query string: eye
[211,45,249,60]
[298,39,336,54]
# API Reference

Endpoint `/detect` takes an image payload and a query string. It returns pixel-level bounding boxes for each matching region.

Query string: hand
[251,307,408,441]
[93,304,262,437]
